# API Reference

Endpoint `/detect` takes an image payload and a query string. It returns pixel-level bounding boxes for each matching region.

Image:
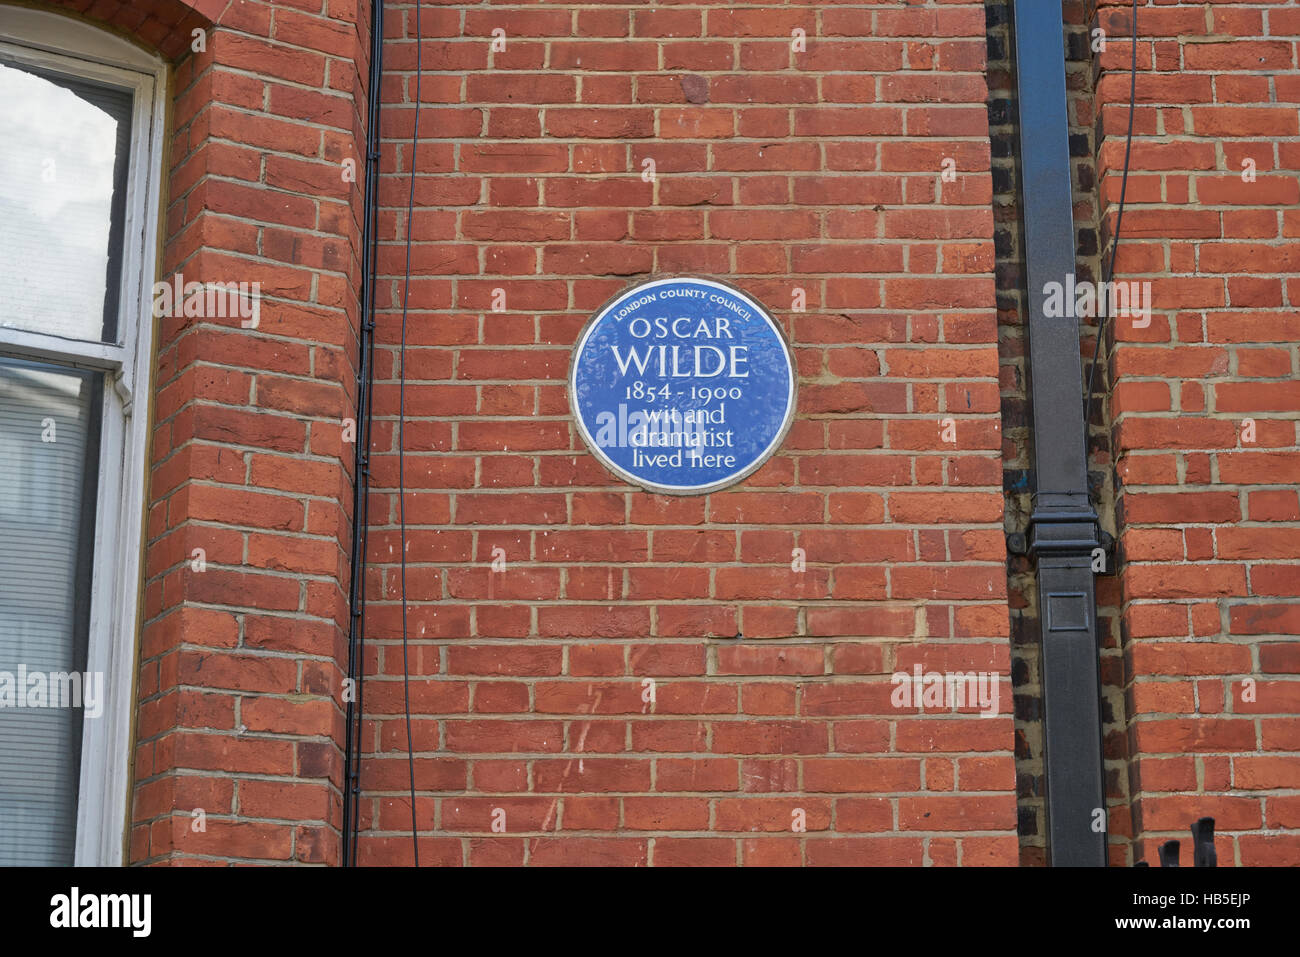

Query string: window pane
[0,61,132,344]
[0,356,101,865]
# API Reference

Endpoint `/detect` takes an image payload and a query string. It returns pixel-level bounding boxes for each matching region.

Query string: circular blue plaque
[569,276,796,495]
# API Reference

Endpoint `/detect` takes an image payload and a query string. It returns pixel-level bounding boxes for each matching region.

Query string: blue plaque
[569,276,797,495]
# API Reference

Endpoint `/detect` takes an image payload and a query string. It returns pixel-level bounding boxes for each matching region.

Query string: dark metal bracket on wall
[1010,0,1107,866]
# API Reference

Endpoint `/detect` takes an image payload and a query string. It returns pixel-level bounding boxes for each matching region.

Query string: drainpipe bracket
[1027,521,1099,558]
[1027,487,1099,558]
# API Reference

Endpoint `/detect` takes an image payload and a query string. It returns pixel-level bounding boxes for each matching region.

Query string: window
[0,8,166,865]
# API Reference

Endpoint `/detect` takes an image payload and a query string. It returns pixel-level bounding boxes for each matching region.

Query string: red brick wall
[33,0,1299,868]
[29,0,215,60]
[36,0,1297,868]
[356,0,1019,866]
[119,0,370,864]
[1093,0,1300,866]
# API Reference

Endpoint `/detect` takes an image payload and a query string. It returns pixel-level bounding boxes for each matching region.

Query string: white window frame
[0,7,167,866]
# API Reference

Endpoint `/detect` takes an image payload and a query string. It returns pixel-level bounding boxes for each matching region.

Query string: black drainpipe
[342,0,385,868]
[1010,0,1107,866]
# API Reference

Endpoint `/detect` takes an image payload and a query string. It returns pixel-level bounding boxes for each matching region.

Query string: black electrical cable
[343,0,386,869]
[1083,0,1138,462]
[396,0,423,866]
